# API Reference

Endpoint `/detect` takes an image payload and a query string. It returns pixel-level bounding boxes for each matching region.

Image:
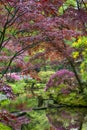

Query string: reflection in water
[22,107,87,130]
[46,108,87,130]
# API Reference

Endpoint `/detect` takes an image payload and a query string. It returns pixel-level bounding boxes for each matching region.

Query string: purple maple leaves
[45,69,74,91]
[0,83,15,99]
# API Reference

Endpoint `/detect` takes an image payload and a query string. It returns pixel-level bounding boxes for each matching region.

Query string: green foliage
[24,78,45,90]
[82,87,87,102]
[45,83,87,106]
[45,83,66,99]
[1,93,37,112]
[24,79,36,84]
[0,123,11,130]
[59,0,76,15]
[58,93,87,106]
[22,111,50,130]
[0,99,10,108]
[8,80,26,94]
[0,94,10,108]
[24,57,29,62]
[38,71,55,83]
[64,37,76,45]
[72,36,87,82]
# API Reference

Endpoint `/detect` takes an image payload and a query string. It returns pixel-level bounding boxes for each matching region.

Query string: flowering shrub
[5,73,20,82]
[45,69,75,91]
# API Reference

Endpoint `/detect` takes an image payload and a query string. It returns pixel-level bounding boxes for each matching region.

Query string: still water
[1,95,87,130]
[21,107,87,130]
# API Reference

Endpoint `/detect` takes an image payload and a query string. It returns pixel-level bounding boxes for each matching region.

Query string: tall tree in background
[0,0,87,86]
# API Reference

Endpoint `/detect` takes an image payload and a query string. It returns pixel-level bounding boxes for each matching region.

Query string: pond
[0,82,87,130]
[1,96,87,130]
[21,107,87,130]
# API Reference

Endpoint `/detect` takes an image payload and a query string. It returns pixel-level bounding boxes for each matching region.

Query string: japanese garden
[0,0,87,130]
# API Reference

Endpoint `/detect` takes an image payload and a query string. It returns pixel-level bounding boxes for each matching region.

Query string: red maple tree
[0,0,87,128]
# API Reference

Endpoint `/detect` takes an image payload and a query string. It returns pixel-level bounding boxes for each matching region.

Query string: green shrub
[0,123,11,130]
[38,71,55,83]
[8,80,26,94]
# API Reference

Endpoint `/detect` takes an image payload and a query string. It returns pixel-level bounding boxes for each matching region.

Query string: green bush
[38,71,55,83]
[8,80,26,94]
[0,123,11,130]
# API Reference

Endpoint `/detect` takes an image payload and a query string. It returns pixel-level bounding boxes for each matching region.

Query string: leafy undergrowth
[7,78,45,95]
[7,80,26,94]
[1,94,37,112]
[38,71,55,83]
[0,122,11,130]
[45,86,87,106]
[58,93,87,106]
[22,110,50,130]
